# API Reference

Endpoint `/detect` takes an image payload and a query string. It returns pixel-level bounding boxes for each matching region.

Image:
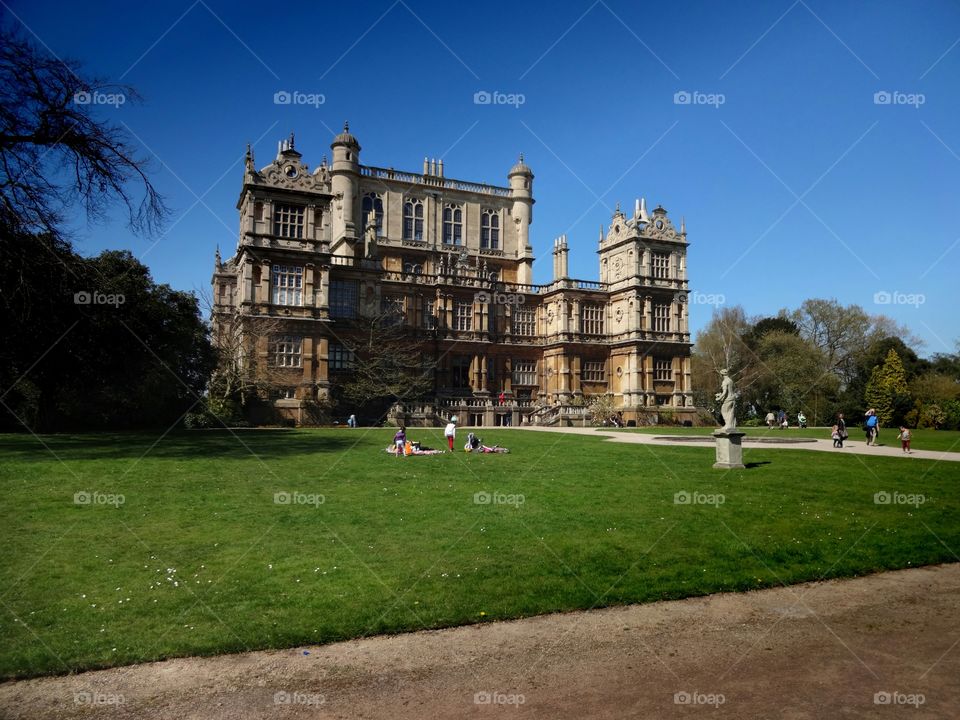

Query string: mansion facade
[211,124,696,426]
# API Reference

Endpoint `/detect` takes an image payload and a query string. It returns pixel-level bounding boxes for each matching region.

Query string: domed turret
[508,153,535,284]
[508,152,533,178]
[331,121,360,150]
[330,122,361,241]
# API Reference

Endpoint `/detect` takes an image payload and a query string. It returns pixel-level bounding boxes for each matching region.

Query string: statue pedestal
[712,429,746,469]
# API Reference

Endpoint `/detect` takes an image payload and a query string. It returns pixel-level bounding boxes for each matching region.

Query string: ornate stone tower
[508,154,535,285]
[329,122,360,253]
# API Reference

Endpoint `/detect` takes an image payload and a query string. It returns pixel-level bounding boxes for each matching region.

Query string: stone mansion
[211,124,696,426]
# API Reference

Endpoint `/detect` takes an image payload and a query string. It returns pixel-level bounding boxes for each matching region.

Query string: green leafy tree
[864,349,910,426]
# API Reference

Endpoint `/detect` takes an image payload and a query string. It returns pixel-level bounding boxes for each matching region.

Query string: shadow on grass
[0,429,367,461]
[745,461,773,469]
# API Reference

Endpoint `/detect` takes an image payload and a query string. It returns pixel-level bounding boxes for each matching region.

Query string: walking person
[765,411,775,429]
[865,410,879,446]
[898,426,912,454]
[444,416,457,452]
[347,413,357,428]
[831,424,841,448]
[836,413,847,448]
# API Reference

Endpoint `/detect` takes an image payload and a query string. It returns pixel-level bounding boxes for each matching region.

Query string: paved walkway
[507,425,960,462]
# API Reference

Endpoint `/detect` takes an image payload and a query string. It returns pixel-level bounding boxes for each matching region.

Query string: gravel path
[2,564,958,719]
[512,425,960,462]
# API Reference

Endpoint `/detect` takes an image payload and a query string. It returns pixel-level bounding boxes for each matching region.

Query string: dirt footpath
[2,564,958,719]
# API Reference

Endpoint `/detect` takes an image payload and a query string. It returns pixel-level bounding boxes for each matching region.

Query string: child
[393,426,407,458]
[444,416,457,452]
[831,425,841,448]
[897,426,912,454]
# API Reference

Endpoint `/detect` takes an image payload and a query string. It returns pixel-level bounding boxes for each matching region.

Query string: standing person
[765,411,775,429]
[831,424,841,448]
[865,410,879,446]
[898,426,912,454]
[498,391,505,406]
[347,414,357,428]
[836,413,847,448]
[444,416,457,452]
[393,426,407,458]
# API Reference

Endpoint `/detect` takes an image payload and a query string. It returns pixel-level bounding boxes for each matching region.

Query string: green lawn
[606,425,960,452]
[1,428,958,679]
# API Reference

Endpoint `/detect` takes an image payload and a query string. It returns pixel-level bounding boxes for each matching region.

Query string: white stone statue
[715,368,737,431]
[364,209,378,258]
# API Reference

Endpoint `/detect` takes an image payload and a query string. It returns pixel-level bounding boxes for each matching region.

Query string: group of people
[388,416,510,456]
[830,410,913,453]
[764,410,806,429]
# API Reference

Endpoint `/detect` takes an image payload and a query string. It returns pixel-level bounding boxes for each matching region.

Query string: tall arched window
[403,198,424,241]
[481,209,499,249]
[442,203,463,245]
[362,192,384,236]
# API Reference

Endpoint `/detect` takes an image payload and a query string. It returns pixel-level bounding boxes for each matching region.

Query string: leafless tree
[0,29,166,237]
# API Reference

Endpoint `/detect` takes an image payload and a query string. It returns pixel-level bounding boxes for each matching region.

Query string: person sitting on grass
[464,432,510,454]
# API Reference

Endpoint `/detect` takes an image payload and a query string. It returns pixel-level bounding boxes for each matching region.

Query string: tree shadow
[0,429,370,461]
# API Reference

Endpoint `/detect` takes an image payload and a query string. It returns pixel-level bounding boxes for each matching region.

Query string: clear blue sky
[6,0,959,356]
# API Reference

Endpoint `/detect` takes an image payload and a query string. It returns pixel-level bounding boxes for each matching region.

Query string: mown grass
[1,427,958,678]
[605,425,960,452]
